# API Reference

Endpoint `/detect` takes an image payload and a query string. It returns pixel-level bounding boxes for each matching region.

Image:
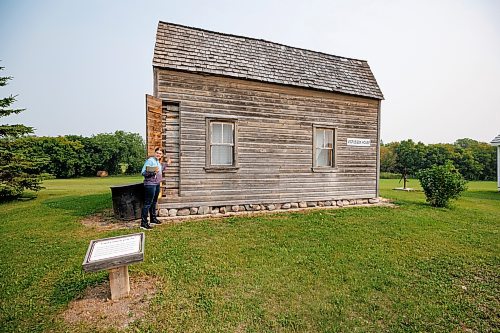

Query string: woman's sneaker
[140,223,153,230]
[151,219,162,225]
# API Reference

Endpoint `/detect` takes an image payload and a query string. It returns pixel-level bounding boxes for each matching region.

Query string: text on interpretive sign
[88,234,142,262]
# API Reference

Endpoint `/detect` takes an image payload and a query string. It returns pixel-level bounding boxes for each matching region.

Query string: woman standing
[141,147,170,230]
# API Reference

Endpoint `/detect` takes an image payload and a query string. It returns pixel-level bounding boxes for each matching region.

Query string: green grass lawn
[0,177,498,332]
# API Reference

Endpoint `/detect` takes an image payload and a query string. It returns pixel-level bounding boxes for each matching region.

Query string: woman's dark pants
[141,184,160,225]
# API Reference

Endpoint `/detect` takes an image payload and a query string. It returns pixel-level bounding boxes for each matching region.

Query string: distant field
[0,177,498,332]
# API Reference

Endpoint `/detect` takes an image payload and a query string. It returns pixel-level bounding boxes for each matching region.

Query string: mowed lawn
[0,177,498,332]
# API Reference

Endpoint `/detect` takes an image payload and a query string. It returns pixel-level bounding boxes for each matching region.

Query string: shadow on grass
[381,195,426,207]
[43,193,111,217]
[51,266,107,305]
[17,191,39,201]
[462,190,500,201]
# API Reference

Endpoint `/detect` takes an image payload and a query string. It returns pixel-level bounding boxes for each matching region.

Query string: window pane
[325,129,333,148]
[211,145,233,165]
[316,148,331,166]
[316,129,325,148]
[211,123,222,144]
[222,123,233,144]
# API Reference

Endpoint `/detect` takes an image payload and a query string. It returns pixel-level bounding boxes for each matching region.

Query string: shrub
[417,162,467,207]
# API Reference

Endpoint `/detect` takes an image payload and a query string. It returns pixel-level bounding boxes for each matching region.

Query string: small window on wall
[313,126,336,168]
[211,122,234,165]
[206,119,239,171]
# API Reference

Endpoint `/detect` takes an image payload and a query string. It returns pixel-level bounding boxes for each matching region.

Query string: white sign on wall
[347,138,371,147]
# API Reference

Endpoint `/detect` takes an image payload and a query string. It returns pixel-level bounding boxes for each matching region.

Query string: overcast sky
[1,0,499,144]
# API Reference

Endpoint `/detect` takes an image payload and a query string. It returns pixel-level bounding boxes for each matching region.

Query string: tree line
[381,138,496,184]
[1,130,146,200]
[1,64,146,200]
[12,131,146,178]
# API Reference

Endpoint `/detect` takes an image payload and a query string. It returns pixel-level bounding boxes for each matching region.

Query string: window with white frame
[314,127,335,167]
[209,121,235,166]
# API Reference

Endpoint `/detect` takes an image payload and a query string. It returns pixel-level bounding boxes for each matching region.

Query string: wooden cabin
[146,22,384,216]
[491,134,500,191]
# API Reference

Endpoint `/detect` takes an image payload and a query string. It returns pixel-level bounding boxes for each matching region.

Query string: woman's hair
[154,147,164,154]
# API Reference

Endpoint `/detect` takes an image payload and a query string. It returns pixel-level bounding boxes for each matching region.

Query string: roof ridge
[158,20,369,63]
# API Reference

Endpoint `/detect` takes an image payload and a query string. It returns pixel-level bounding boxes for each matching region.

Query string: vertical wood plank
[163,102,180,198]
[108,266,130,300]
[146,94,163,156]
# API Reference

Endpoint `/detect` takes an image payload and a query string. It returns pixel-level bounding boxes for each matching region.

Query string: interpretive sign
[82,233,145,272]
[347,138,371,147]
[82,233,145,300]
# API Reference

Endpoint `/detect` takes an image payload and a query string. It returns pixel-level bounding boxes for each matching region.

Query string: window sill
[312,167,338,173]
[204,166,240,173]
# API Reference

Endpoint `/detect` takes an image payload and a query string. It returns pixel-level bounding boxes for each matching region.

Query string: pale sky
[1,0,499,144]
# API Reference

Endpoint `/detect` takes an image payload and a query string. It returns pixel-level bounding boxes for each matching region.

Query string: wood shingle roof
[153,21,384,100]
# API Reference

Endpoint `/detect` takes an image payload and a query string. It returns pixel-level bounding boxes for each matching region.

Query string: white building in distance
[491,134,500,191]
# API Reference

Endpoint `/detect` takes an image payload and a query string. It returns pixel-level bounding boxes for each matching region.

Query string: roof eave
[491,134,500,146]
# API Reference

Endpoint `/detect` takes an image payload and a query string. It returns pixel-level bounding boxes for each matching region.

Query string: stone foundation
[158,197,383,218]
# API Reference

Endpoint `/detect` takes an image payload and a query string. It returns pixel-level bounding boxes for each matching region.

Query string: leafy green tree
[380,142,397,173]
[0,65,44,200]
[472,142,496,181]
[67,131,145,176]
[113,131,145,174]
[454,138,478,149]
[452,147,483,181]
[88,132,121,174]
[454,139,495,181]
[417,162,467,207]
[394,139,425,189]
[63,135,95,176]
[14,132,145,178]
[382,138,496,183]
[14,136,84,178]
[422,144,455,169]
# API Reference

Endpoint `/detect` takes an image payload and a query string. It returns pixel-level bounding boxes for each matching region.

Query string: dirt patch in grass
[80,209,139,230]
[62,275,159,330]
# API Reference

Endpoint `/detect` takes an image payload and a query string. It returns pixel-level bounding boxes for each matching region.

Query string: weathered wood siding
[145,94,162,156]
[154,69,380,208]
[162,102,180,198]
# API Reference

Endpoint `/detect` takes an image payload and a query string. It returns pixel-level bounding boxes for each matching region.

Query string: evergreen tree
[0,65,44,201]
